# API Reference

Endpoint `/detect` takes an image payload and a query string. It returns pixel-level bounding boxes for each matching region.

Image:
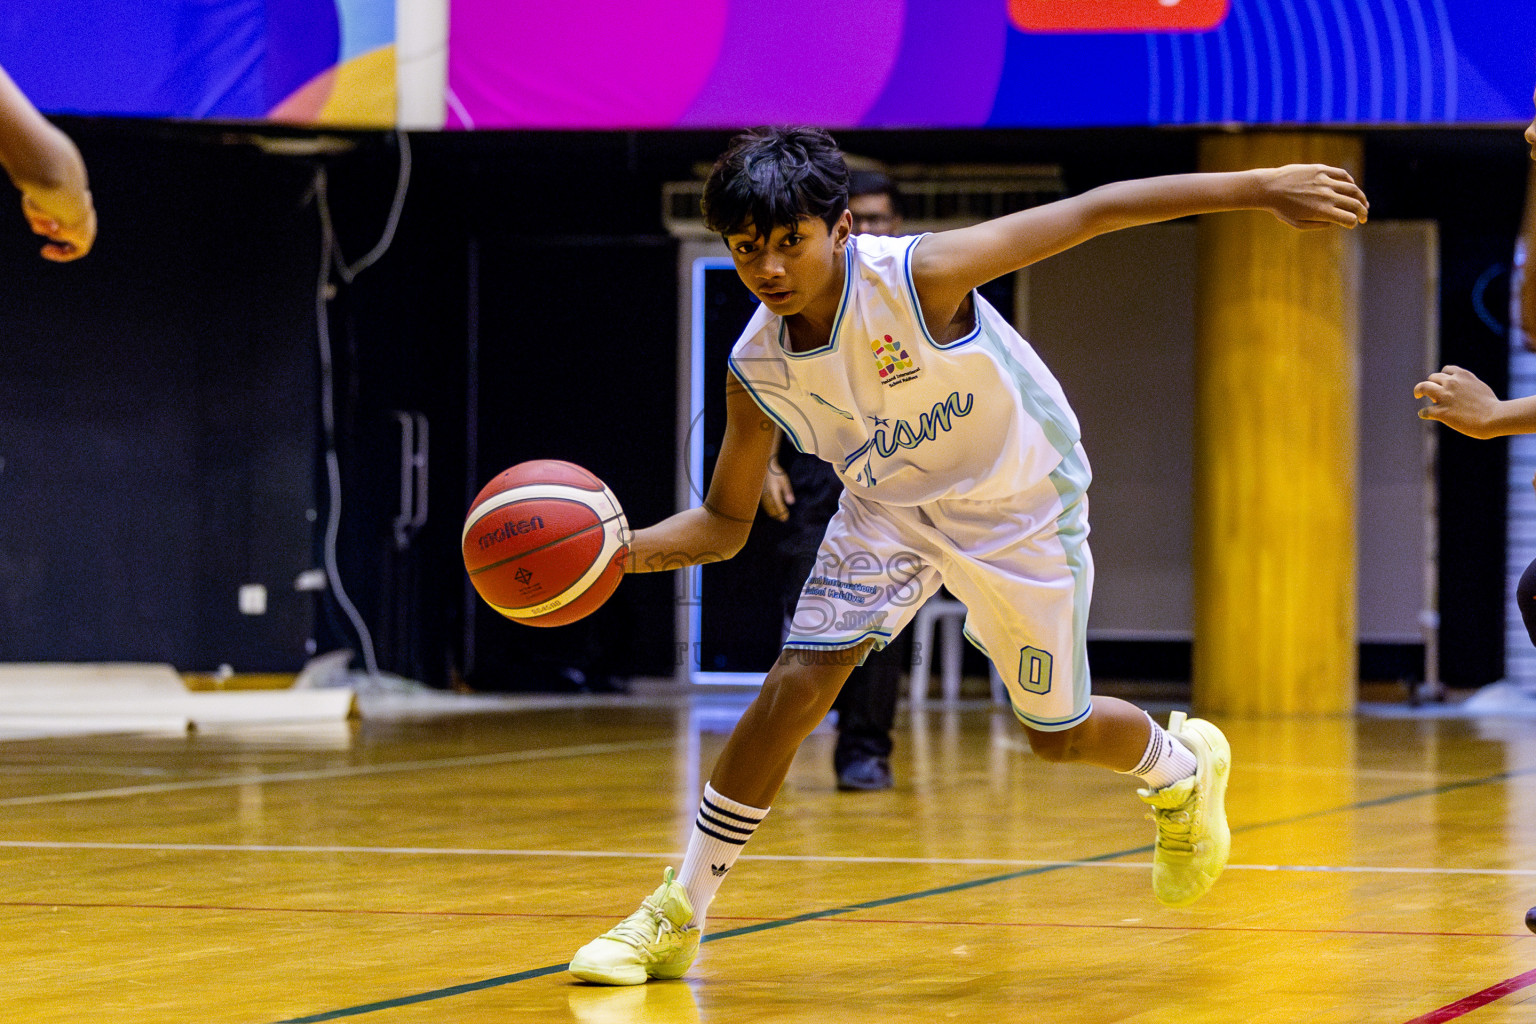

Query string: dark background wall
[0,121,1525,688]
[0,127,320,670]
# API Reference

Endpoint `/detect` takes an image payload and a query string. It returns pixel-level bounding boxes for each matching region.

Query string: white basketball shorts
[784,443,1094,732]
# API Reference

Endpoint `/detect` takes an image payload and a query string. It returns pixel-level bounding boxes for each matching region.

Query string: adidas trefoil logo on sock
[710,863,729,877]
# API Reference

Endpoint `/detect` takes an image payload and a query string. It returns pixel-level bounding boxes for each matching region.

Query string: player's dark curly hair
[702,126,850,238]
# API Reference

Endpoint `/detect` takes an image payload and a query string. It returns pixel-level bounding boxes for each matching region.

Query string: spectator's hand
[760,461,795,522]
[21,185,95,261]
[1259,164,1369,230]
[1415,364,1504,439]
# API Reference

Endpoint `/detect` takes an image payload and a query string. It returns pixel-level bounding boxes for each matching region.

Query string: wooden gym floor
[4,688,1536,1024]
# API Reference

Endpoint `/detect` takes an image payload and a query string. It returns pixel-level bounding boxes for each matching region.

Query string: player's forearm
[1075,171,1266,233]
[1483,395,1536,437]
[0,127,85,199]
[625,506,751,573]
[0,70,86,199]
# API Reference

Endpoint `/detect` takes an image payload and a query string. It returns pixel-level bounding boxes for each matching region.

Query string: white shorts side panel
[786,444,1095,730]
[932,444,1094,730]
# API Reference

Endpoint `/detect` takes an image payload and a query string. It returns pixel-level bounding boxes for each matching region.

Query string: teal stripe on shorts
[1041,443,1093,730]
[975,327,1095,730]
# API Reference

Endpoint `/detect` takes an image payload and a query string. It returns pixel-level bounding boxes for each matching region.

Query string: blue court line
[272,764,1536,1023]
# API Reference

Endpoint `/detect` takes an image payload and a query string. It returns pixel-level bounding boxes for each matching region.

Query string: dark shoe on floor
[836,755,893,791]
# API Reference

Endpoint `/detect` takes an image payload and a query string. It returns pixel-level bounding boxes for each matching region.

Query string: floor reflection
[568,979,700,1024]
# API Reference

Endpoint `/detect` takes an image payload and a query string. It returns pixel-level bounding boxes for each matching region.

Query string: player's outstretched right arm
[624,370,777,573]
[1415,364,1536,439]
[911,165,1366,336]
[0,64,95,261]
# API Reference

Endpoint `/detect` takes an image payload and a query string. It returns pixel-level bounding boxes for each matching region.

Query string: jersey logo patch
[871,335,921,387]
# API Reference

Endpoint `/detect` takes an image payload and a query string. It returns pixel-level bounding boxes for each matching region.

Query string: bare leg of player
[1019,695,1155,771]
[569,641,868,985]
[709,640,874,807]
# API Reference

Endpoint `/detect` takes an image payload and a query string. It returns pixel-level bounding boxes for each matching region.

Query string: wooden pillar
[1193,133,1363,717]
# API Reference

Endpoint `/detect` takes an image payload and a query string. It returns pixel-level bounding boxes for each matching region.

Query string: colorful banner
[445,0,1535,128]
[0,0,396,126]
[0,1,1530,128]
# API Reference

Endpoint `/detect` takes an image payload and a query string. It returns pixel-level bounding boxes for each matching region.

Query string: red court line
[0,901,600,920]
[829,915,1531,940]
[1401,967,1536,1023]
[3,900,1528,941]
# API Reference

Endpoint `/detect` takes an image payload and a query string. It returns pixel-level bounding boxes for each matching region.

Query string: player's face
[725,212,852,317]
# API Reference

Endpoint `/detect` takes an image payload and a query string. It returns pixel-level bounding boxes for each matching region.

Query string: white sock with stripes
[676,781,769,932]
[1119,713,1197,791]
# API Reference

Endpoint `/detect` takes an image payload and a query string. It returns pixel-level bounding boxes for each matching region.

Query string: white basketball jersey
[728,233,1082,506]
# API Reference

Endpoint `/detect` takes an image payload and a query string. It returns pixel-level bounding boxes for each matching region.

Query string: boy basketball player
[571,126,1369,986]
[0,63,95,260]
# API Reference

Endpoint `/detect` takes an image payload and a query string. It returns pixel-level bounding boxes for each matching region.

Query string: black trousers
[1518,557,1536,647]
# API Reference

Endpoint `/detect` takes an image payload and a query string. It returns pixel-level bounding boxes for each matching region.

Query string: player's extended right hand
[1259,164,1369,230]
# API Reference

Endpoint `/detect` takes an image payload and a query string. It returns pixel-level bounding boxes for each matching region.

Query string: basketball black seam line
[466,511,625,578]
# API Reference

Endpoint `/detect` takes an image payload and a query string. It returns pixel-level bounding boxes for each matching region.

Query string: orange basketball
[462,460,629,627]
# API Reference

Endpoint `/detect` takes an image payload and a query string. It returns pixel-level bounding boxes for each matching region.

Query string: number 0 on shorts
[1018,646,1053,694]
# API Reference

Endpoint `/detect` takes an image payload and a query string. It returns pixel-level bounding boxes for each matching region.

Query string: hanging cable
[312,164,379,678]
[307,132,413,679]
[320,129,412,283]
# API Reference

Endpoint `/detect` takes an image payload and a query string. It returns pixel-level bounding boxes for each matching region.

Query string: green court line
[276,964,569,1023]
[273,763,1536,1023]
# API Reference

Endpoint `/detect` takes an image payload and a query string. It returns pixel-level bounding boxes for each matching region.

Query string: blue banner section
[0,0,1530,125]
[989,0,1535,125]
[0,0,355,121]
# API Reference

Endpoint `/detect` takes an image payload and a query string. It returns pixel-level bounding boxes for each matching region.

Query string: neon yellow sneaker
[569,868,700,986]
[1137,712,1231,908]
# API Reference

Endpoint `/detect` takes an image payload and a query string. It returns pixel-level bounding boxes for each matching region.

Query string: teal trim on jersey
[780,244,853,360]
[840,438,873,473]
[902,234,983,351]
[808,391,855,420]
[726,358,809,454]
[973,329,1081,460]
